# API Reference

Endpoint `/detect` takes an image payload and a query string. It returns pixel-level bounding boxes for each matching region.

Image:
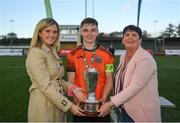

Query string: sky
[0,0,180,38]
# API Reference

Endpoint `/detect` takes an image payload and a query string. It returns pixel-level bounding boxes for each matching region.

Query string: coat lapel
[123,47,142,88]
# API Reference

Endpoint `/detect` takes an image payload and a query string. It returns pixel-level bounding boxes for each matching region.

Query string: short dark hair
[123,25,142,39]
[80,18,98,28]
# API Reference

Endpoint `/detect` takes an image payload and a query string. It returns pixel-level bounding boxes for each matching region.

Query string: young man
[66,18,114,122]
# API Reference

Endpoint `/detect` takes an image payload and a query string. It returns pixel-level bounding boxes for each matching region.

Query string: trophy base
[79,102,102,117]
[83,111,100,117]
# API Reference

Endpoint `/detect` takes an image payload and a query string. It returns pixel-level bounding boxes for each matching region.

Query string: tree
[165,23,176,37]
[99,32,105,37]
[160,30,170,38]
[176,23,180,37]
[159,23,176,38]
[0,35,7,39]
[142,30,151,38]
[109,31,122,37]
[7,32,17,39]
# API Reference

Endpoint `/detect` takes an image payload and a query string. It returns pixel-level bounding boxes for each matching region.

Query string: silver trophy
[80,68,102,116]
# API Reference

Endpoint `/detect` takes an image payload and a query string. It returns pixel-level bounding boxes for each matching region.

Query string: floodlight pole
[137,0,142,27]
[85,0,87,18]
[92,0,94,18]
[154,20,158,53]
[44,0,53,18]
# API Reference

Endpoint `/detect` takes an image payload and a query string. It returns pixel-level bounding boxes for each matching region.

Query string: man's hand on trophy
[70,104,85,116]
[73,87,87,102]
[98,101,113,117]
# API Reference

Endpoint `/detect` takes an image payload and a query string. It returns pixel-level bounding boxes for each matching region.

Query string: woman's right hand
[70,104,85,116]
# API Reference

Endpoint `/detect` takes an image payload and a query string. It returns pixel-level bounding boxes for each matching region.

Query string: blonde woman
[26,18,86,122]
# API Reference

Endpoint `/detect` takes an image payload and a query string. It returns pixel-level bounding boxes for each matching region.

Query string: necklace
[82,45,97,83]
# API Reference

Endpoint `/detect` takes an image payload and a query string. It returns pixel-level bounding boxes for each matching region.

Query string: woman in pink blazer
[98,25,161,122]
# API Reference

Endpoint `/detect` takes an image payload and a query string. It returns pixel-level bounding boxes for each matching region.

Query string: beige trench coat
[26,44,73,122]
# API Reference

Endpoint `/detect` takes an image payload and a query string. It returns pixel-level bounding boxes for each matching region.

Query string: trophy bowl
[79,101,102,116]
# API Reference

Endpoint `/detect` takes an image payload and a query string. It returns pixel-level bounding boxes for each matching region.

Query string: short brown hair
[80,18,98,28]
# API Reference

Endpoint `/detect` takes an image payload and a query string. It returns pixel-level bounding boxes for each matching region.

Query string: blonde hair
[28,18,60,53]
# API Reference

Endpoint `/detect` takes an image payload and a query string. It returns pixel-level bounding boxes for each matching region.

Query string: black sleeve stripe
[98,45,113,57]
[70,45,82,55]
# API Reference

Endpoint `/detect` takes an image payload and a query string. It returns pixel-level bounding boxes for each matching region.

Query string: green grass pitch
[0,56,180,121]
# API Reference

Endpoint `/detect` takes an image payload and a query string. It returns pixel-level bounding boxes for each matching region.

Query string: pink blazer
[111,47,161,122]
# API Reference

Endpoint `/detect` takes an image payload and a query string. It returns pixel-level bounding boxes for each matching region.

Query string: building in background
[58,25,81,56]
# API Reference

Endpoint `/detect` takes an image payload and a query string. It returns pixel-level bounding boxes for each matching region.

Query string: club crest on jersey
[95,56,102,63]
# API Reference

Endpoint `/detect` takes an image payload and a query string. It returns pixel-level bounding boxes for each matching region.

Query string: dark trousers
[121,107,134,122]
[73,114,111,122]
